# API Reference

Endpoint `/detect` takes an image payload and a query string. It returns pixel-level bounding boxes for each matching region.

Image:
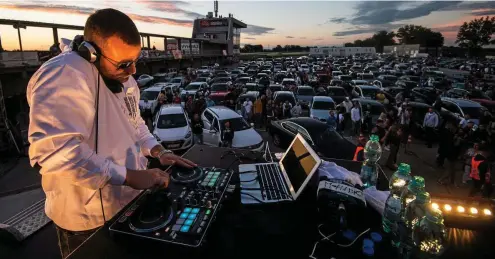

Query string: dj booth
[67,145,494,259]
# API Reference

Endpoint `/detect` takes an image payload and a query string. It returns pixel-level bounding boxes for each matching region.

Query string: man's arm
[27,64,127,190]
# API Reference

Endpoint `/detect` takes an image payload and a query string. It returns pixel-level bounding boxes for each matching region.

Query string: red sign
[199,19,228,27]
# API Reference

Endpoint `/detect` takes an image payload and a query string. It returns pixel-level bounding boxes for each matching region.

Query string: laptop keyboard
[255,164,289,200]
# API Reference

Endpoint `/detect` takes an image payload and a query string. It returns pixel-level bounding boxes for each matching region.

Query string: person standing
[221,121,234,147]
[351,101,361,136]
[326,110,338,130]
[423,107,439,148]
[468,145,492,197]
[243,98,253,121]
[338,97,353,133]
[191,113,204,144]
[253,96,263,127]
[26,9,195,258]
[385,125,403,170]
[291,101,302,117]
[282,100,293,119]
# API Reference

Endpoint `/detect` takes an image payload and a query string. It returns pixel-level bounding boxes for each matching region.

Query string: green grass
[240,52,309,58]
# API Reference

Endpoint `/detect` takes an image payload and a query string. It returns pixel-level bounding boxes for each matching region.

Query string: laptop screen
[280,135,320,196]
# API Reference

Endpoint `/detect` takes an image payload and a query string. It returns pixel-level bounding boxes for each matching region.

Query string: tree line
[241,16,495,57]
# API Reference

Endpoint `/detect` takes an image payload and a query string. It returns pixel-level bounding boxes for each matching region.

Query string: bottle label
[318,180,366,204]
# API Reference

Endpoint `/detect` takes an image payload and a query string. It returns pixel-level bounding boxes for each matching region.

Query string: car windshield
[211,84,228,92]
[154,76,170,83]
[312,101,335,110]
[195,78,207,82]
[298,88,315,95]
[461,107,482,119]
[141,90,160,101]
[328,89,346,96]
[275,94,296,105]
[361,74,374,79]
[362,103,384,115]
[361,88,379,98]
[231,70,240,74]
[220,118,251,132]
[385,76,398,81]
[157,114,187,129]
[339,76,352,81]
[404,81,417,88]
[185,84,201,90]
[171,78,182,83]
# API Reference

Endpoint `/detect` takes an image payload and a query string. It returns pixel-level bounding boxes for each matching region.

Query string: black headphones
[73,36,124,93]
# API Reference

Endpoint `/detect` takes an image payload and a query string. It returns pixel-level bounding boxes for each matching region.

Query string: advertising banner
[199,18,228,27]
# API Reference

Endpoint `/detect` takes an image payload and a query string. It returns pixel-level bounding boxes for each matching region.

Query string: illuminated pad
[175,207,201,233]
[200,171,221,187]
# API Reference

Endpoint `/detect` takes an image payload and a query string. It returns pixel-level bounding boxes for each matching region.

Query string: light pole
[13,23,27,61]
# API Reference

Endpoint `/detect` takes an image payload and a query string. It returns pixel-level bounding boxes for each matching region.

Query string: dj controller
[109,166,233,247]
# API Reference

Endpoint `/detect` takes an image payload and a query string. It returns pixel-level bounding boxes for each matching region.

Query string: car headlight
[185,131,192,139]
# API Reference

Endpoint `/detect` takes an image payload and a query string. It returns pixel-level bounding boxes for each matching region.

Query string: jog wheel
[129,192,174,233]
[170,166,204,184]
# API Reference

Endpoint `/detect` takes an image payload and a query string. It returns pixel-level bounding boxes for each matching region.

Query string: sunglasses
[99,53,139,70]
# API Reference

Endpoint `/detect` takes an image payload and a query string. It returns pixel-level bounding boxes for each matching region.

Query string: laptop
[239,134,322,204]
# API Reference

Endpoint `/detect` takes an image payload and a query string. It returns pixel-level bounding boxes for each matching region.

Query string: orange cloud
[0,4,193,27]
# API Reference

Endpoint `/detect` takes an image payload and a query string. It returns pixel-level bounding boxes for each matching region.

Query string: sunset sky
[1,1,495,51]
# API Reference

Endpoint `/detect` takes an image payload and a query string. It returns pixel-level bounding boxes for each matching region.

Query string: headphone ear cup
[77,41,99,63]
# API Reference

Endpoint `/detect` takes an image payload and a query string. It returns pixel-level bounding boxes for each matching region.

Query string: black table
[67,145,495,259]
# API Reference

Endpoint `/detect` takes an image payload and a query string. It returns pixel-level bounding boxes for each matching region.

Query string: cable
[240,187,293,200]
[240,176,258,183]
[94,72,107,224]
[240,192,266,204]
[309,224,370,259]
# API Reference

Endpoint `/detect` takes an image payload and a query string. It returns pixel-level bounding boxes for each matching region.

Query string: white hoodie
[27,39,159,231]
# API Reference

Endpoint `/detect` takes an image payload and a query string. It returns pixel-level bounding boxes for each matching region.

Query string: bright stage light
[444,204,452,212]
[432,203,439,210]
[457,206,465,213]
[484,209,492,216]
[470,208,478,214]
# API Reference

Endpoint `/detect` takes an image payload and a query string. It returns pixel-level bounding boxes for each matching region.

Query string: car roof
[297,85,313,89]
[407,101,431,108]
[282,78,295,81]
[275,91,294,95]
[352,98,383,105]
[312,96,334,102]
[246,91,259,95]
[188,82,205,85]
[172,76,183,79]
[159,104,184,114]
[359,85,380,90]
[144,86,163,91]
[327,86,344,89]
[352,80,368,83]
[207,106,242,120]
[441,97,483,107]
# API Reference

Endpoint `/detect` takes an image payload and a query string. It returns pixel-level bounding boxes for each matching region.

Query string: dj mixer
[109,166,233,247]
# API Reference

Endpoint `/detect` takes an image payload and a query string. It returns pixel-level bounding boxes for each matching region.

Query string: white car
[169,77,185,89]
[300,64,310,73]
[201,106,264,151]
[180,82,208,98]
[152,104,193,151]
[136,74,154,87]
[139,86,162,112]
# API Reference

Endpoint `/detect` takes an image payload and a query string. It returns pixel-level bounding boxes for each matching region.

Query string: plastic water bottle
[382,193,402,247]
[389,163,412,198]
[360,135,382,188]
[401,176,426,211]
[404,191,431,228]
[412,207,446,257]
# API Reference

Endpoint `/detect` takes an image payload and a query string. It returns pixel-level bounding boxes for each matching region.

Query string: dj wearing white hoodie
[26,9,195,258]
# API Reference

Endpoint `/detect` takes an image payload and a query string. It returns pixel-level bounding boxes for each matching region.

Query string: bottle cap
[370,135,379,142]
[416,192,431,204]
[370,232,382,243]
[408,176,425,193]
[343,229,357,241]
[363,246,374,256]
[398,163,411,174]
[426,207,444,224]
[363,238,374,248]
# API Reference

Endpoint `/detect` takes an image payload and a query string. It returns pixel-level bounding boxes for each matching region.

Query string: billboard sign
[199,19,228,27]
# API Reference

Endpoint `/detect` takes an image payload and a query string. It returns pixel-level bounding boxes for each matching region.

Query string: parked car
[152,104,193,151]
[139,85,162,114]
[273,91,297,106]
[326,86,348,105]
[439,97,485,125]
[136,74,154,88]
[295,86,316,108]
[309,96,335,122]
[267,117,356,160]
[201,106,264,151]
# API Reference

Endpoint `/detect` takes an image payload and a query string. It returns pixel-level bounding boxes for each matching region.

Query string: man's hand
[125,168,170,190]
[159,153,197,168]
